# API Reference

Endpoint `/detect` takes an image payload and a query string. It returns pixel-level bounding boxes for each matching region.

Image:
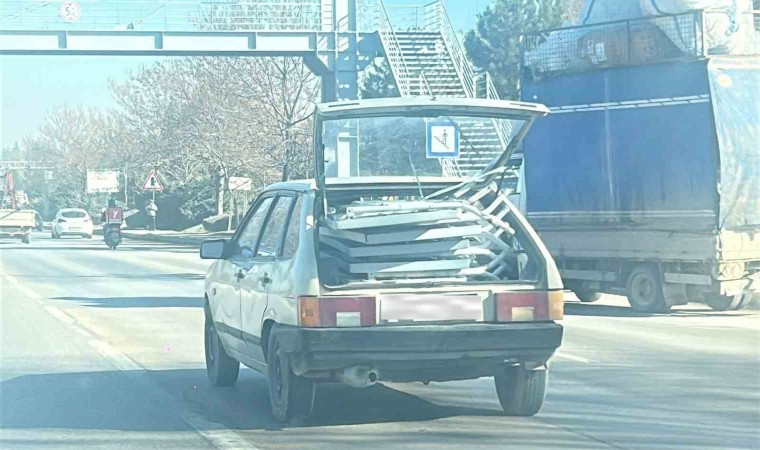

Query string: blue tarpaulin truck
[518,10,759,312]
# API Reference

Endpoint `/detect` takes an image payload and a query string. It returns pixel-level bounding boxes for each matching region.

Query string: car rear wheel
[267,324,315,423]
[626,265,670,313]
[21,234,30,244]
[204,309,239,387]
[495,365,547,416]
[51,231,59,239]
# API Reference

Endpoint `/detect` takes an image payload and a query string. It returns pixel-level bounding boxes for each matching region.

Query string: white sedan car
[201,98,564,423]
[52,208,93,239]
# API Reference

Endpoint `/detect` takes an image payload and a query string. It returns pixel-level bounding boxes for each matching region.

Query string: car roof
[57,208,88,214]
[263,180,317,193]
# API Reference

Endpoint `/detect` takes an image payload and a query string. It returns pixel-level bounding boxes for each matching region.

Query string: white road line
[555,352,592,364]
[3,274,43,300]
[181,412,261,450]
[2,273,257,450]
[44,305,75,325]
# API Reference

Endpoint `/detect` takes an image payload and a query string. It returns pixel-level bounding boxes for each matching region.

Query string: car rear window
[61,211,87,218]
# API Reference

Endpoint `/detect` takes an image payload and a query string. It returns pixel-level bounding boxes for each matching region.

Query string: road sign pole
[124,166,128,207]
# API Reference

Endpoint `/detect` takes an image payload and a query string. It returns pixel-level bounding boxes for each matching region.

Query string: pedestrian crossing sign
[426,121,460,158]
[142,170,163,191]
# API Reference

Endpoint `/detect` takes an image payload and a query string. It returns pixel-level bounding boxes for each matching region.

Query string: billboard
[87,170,120,193]
[228,176,252,191]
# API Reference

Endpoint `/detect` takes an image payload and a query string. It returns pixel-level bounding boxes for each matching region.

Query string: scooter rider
[102,198,124,249]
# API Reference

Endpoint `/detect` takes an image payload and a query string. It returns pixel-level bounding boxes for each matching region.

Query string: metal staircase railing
[360,0,414,96]
[378,1,511,146]
[428,0,476,98]
[476,72,514,145]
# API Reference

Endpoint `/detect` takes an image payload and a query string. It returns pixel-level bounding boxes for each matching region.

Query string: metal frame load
[319,177,525,284]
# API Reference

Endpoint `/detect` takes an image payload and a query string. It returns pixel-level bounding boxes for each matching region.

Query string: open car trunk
[312,98,556,292]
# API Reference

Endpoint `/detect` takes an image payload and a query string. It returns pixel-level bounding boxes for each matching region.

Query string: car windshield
[320,114,526,179]
[61,211,87,218]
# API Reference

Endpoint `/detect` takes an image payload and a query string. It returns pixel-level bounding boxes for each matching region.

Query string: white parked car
[52,208,93,239]
[201,97,564,423]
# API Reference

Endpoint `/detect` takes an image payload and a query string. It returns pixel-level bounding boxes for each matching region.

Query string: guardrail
[522,10,759,79]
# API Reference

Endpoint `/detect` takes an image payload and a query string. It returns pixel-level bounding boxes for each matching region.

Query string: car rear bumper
[56,226,93,235]
[278,322,563,382]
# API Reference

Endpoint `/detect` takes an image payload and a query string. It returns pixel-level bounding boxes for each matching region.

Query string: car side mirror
[200,239,230,260]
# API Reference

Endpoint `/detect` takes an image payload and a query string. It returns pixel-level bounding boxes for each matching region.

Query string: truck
[0,209,35,243]
[516,9,759,312]
[1,172,35,243]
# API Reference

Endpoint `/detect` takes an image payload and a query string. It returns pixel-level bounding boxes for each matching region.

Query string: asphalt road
[1,232,758,450]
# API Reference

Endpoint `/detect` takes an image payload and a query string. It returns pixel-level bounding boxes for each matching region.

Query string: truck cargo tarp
[708,57,760,229]
[522,60,720,232]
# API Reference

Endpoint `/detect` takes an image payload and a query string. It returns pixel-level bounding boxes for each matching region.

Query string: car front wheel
[204,309,239,387]
[495,365,547,416]
[267,324,315,423]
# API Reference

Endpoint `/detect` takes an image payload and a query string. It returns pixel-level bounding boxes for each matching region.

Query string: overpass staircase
[367,0,514,177]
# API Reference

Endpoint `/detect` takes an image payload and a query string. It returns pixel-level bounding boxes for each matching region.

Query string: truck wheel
[204,309,239,387]
[626,265,670,313]
[267,324,315,423]
[494,365,547,416]
[704,294,749,311]
[21,234,31,244]
[573,288,601,303]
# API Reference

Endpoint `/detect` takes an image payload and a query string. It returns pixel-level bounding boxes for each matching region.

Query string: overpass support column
[321,0,359,102]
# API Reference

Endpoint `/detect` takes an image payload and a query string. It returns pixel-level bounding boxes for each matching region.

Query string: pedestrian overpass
[1,0,508,173]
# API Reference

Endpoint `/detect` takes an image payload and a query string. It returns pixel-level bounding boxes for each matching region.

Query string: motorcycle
[103,223,122,250]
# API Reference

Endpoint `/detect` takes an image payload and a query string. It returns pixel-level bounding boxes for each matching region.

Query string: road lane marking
[3,274,42,300]
[87,339,142,371]
[44,305,75,325]
[2,273,258,450]
[555,352,592,364]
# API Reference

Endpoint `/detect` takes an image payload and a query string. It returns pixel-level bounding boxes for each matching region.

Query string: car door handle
[259,274,271,284]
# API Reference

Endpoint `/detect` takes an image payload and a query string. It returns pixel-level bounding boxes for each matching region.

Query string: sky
[0,0,486,149]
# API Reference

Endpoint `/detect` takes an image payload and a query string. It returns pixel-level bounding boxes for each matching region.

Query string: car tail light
[494,291,564,322]
[299,296,376,327]
[83,217,91,223]
[57,218,66,223]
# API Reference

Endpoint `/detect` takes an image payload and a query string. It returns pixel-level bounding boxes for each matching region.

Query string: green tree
[464,0,565,99]
[360,58,400,99]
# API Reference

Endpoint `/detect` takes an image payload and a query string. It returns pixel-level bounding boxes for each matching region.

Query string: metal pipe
[336,366,379,388]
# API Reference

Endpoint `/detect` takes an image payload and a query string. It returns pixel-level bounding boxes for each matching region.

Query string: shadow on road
[52,295,203,308]
[0,369,499,434]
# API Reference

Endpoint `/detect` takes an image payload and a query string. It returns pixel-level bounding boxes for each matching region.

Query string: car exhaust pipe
[337,366,378,388]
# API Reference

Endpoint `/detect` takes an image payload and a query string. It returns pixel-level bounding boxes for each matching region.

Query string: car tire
[204,308,239,387]
[267,324,315,423]
[85,234,93,239]
[573,288,601,303]
[495,365,547,416]
[626,265,670,313]
[21,234,31,244]
[51,231,59,239]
